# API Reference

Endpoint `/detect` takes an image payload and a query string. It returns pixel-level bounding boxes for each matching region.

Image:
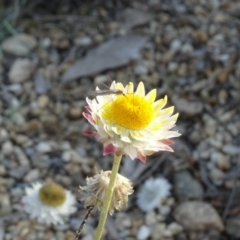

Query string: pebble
[0,129,9,143]
[0,194,11,216]
[167,222,183,235]
[9,165,30,180]
[159,205,171,216]
[62,150,82,163]
[133,64,148,75]
[68,107,82,119]
[151,223,166,239]
[36,142,52,153]
[37,95,49,108]
[0,166,7,176]
[210,152,230,170]
[2,34,37,56]
[7,84,23,95]
[94,75,109,85]
[226,216,240,238]
[223,144,240,156]
[192,29,208,44]
[209,168,224,184]
[14,147,29,165]
[170,39,182,51]
[168,62,178,72]
[174,201,224,231]
[172,97,203,116]
[74,36,92,46]
[24,168,40,182]
[34,75,52,94]
[12,134,29,146]
[181,43,193,53]
[2,141,14,155]
[9,58,36,83]
[173,170,204,202]
[145,211,158,226]
[137,225,151,240]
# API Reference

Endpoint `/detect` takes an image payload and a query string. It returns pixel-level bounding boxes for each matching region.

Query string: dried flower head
[137,177,171,212]
[83,81,180,162]
[22,182,77,225]
[79,170,133,215]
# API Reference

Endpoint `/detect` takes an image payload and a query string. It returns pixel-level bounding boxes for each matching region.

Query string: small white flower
[22,182,77,225]
[137,178,171,212]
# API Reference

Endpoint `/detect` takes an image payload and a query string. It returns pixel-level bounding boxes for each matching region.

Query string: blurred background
[0,0,240,239]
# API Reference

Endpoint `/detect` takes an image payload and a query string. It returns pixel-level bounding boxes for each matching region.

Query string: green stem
[94,154,122,240]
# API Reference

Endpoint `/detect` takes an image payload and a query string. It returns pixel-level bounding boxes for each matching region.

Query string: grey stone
[7,84,23,95]
[2,34,37,56]
[9,58,35,83]
[133,64,148,75]
[172,96,203,116]
[0,194,11,216]
[34,75,52,94]
[9,165,30,180]
[223,144,240,156]
[24,168,40,182]
[173,171,204,202]
[174,201,224,231]
[2,141,13,155]
[226,216,240,238]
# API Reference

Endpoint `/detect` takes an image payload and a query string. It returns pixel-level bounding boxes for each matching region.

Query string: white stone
[36,142,52,153]
[170,39,182,51]
[74,36,92,46]
[9,58,35,83]
[137,225,151,240]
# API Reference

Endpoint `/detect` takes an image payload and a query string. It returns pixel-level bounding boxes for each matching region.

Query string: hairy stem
[94,154,122,240]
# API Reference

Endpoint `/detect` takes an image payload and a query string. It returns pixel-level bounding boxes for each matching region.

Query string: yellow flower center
[102,94,154,130]
[39,183,66,207]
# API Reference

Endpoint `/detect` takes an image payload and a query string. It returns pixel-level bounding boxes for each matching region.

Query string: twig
[222,180,237,221]
[133,154,166,186]
[199,160,217,192]
[75,206,94,240]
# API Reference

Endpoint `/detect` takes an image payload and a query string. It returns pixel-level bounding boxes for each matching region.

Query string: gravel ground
[1,0,240,239]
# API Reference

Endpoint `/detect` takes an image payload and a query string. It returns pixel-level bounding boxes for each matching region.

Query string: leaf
[61,35,149,82]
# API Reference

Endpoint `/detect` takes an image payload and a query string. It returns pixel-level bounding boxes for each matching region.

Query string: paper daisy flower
[22,182,77,225]
[137,177,171,212]
[79,170,133,215]
[83,81,180,162]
